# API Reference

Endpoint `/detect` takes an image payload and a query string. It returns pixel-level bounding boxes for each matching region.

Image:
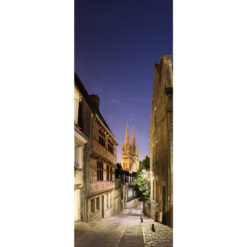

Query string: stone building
[115,164,136,209]
[121,122,140,173]
[74,73,118,222]
[150,55,173,227]
[74,84,88,222]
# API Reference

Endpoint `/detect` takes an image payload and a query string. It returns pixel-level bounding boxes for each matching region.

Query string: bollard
[151,223,155,232]
[140,216,143,223]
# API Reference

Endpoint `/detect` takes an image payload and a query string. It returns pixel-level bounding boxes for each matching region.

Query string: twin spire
[125,121,130,144]
[124,121,136,146]
[132,126,136,145]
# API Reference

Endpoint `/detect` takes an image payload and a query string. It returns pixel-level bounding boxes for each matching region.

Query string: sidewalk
[74,208,173,247]
[142,217,173,247]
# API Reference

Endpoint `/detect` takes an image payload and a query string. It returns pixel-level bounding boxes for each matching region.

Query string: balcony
[92,139,117,165]
[89,181,115,196]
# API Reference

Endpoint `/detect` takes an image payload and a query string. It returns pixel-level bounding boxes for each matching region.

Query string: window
[97,162,103,181]
[107,165,109,181]
[96,198,100,210]
[99,136,105,146]
[108,140,113,153]
[108,145,113,153]
[110,167,112,181]
[99,129,105,147]
[91,199,95,213]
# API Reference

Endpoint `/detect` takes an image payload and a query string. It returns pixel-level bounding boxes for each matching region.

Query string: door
[101,196,104,218]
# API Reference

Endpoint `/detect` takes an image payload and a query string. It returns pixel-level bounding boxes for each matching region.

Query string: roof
[74,72,114,137]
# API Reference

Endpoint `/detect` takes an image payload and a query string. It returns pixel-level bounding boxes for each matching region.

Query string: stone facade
[150,55,173,227]
[74,86,88,222]
[113,180,123,213]
[74,73,118,222]
[121,122,140,173]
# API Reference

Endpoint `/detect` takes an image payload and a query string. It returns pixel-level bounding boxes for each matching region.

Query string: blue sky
[75,0,173,162]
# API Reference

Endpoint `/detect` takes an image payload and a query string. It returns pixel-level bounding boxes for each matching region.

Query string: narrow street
[75,208,173,247]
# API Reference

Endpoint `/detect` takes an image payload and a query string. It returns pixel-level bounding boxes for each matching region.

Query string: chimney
[90,94,100,111]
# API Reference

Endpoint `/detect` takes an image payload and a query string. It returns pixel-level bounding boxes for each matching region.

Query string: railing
[89,181,115,195]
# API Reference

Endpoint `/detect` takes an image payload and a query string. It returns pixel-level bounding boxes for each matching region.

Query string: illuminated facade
[74,85,88,222]
[121,122,140,173]
[74,73,118,222]
[150,55,173,227]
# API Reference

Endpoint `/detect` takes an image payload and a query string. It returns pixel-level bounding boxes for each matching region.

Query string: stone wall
[143,202,150,217]
[150,55,173,227]
[87,190,114,222]
[114,188,123,213]
[123,183,128,209]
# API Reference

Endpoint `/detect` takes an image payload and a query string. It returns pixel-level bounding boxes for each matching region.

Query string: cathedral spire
[121,123,140,173]
[125,121,129,144]
[132,126,136,145]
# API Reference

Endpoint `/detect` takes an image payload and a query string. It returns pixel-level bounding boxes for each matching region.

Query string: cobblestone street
[75,208,173,247]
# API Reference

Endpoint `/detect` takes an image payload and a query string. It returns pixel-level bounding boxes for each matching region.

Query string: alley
[74,208,173,247]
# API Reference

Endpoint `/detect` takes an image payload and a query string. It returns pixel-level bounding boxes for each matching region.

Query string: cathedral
[121,122,140,173]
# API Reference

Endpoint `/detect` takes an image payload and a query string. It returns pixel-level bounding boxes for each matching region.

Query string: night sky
[75,0,173,162]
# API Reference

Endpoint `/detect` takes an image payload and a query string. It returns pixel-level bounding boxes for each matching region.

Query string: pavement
[75,208,173,247]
